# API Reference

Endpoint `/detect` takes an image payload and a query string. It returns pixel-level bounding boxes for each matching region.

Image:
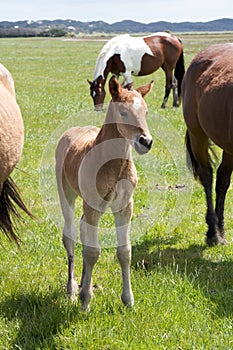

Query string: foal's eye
[120,110,128,119]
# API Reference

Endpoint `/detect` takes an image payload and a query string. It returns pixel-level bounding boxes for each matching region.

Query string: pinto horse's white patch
[133,97,142,110]
[94,34,153,79]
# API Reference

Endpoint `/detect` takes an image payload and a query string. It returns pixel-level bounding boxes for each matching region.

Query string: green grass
[1,33,233,349]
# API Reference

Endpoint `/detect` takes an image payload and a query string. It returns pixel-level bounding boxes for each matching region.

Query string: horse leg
[60,183,79,298]
[172,76,179,107]
[79,204,101,311]
[121,72,133,88]
[161,66,173,108]
[187,131,220,246]
[113,200,134,307]
[215,151,233,244]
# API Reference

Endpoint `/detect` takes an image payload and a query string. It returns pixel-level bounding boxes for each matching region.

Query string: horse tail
[185,130,199,180]
[185,130,218,182]
[0,177,33,245]
[174,42,185,98]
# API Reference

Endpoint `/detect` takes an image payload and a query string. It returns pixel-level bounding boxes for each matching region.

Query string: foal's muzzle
[134,135,153,154]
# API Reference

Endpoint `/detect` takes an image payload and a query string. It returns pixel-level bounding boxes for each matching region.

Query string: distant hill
[0,18,232,37]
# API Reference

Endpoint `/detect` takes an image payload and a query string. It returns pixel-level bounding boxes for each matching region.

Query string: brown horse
[56,76,153,310]
[0,63,32,245]
[182,43,233,246]
[88,32,185,111]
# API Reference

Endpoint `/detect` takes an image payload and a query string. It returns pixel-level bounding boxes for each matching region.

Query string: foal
[56,76,153,310]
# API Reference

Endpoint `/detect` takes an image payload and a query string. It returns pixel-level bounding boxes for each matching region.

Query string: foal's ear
[136,80,154,98]
[87,79,92,86]
[109,76,122,99]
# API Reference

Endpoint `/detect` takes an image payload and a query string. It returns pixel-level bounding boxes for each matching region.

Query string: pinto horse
[0,63,32,245]
[88,32,185,111]
[182,43,233,246]
[56,76,153,310]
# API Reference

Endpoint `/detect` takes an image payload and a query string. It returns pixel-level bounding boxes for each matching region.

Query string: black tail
[174,45,185,98]
[0,177,33,245]
[185,130,199,180]
[185,130,218,182]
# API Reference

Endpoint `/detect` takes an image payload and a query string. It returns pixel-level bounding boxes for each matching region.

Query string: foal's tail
[185,130,199,180]
[174,42,185,98]
[0,177,33,245]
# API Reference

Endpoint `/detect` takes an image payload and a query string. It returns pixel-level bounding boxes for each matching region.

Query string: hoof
[206,234,228,247]
[79,289,92,312]
[121,293,134,307]
[80,302,91,312]
[67,279,79,298]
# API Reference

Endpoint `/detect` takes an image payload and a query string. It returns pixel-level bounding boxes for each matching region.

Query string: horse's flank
[183,43,233,154]
[0,63,32,244]
[0,64,23,186]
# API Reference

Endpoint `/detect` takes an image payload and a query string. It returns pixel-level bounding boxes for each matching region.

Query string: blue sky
[1,0,232,23]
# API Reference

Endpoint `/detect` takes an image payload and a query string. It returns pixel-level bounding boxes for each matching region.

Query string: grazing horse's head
[108,76,153,155]
[88,75,106,112]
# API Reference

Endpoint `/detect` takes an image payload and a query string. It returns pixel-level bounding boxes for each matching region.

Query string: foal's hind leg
[79,204,101,311]
[215,151,233,244]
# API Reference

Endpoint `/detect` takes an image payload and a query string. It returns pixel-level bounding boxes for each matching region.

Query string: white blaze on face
[133,97,142,110]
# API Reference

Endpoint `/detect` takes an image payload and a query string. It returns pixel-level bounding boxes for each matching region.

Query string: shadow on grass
[132,236,233,317]
[0,290,86,349]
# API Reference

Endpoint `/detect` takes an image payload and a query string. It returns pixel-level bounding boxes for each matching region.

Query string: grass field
[0,33,233,349]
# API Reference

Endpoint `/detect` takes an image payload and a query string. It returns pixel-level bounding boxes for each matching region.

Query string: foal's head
[88,75,106,112]
[108,76,153,155]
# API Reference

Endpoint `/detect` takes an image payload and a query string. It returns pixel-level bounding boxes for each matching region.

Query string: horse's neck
[95,106,132,158]
[94,48,112,80]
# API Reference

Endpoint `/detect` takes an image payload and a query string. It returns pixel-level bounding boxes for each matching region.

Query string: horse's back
[0,63,15,97]
[0,65,23,184]
[56,126,100,193]
[183,43,233,152]
[144,32,182,63]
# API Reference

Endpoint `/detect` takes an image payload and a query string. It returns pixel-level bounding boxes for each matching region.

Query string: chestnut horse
[56,76,153,310]
[182,43,233,246]
[88,32,185,110]
[0,63,32,245]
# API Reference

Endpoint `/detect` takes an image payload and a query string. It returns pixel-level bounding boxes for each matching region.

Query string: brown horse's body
[89,32,185,110]
[56,77,153,310]
[182,43,233,245]
[0,63,31,244]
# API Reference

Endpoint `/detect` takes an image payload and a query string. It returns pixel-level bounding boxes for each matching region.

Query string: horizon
[0,17,231,24]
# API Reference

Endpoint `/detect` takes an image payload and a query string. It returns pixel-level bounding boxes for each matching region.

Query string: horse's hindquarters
[0,93,24,184]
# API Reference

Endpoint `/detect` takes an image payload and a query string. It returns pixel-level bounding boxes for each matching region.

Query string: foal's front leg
[113,200,134,307]
[79,206,101,311]
[58,182,79,298]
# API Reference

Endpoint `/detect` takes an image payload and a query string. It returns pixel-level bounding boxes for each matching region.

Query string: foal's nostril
[148,139,153,150]
[139,135,153,150]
